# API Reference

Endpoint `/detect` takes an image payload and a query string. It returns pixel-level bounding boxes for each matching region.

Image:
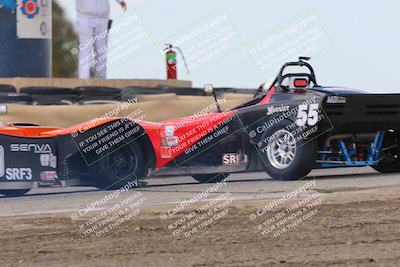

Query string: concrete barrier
[0,78,192,91]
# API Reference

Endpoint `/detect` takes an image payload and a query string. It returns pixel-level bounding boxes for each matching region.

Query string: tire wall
[0,94,252,127]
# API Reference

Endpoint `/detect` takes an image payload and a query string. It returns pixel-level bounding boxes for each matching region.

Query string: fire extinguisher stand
[164,44,189,80]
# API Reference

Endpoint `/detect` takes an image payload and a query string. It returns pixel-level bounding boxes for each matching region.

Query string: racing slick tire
[259,120,318,181]
[0,84,16,93]
[161,86,205,96]
[20,87,74,95]
[192,173,230,183]
[372,131,400,173]
[0,93,32,104]
[74,86,122,96]
[0,189,31,197]
[124,86,164,95]
[31,95,79,105]
[95,142,145,190]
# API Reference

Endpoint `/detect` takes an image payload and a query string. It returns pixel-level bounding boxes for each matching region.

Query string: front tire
[0,189,30,197]
[259,120,318,181]
[192,173,229,183]
[373,131,400,173]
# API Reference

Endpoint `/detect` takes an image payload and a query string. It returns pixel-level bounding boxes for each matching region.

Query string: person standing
[76,0,127,79]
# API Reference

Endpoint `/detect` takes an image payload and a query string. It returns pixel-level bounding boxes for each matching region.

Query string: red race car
[1,58,399,196]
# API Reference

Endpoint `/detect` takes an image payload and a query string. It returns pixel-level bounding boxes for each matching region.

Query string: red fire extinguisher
[164,44,190,80]
[165,44,177,80]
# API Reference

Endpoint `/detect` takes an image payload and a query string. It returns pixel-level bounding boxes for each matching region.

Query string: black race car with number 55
[0,57,399,196]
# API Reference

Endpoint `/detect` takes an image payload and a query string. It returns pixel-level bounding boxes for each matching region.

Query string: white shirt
[76,0,122,18]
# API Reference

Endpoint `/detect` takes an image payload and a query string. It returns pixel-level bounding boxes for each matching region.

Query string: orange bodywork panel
[0,125,61,138]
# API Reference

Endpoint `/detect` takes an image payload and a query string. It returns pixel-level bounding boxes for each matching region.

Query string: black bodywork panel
[0,135,57,184]
[323,94,400,133]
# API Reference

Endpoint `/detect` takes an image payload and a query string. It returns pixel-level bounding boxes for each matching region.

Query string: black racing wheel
[96,142,145,190]
[373,131,400,173]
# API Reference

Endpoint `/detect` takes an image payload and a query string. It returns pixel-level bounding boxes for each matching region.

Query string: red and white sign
[17,0,52,39]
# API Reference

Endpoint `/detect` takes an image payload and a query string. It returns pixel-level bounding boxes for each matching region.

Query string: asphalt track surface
[1,167,399,217]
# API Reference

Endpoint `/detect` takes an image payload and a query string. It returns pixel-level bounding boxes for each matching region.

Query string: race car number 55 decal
[296,103,319,127]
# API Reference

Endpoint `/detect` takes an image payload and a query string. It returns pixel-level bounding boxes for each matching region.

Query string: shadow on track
[0,171,391,198]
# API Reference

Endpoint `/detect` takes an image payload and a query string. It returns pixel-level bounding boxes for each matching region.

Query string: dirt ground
[1,186,400,267]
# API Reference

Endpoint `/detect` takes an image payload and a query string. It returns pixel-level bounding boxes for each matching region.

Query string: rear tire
[259,120,318,181]
[373,131,400,173]
[95,142,145,190]
[0,189,30,197]
[124,86,163,95]
[192,173,229,183]
[31,94,79,105]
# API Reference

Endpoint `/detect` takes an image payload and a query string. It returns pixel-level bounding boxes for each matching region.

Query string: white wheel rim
[266,129,297,169]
